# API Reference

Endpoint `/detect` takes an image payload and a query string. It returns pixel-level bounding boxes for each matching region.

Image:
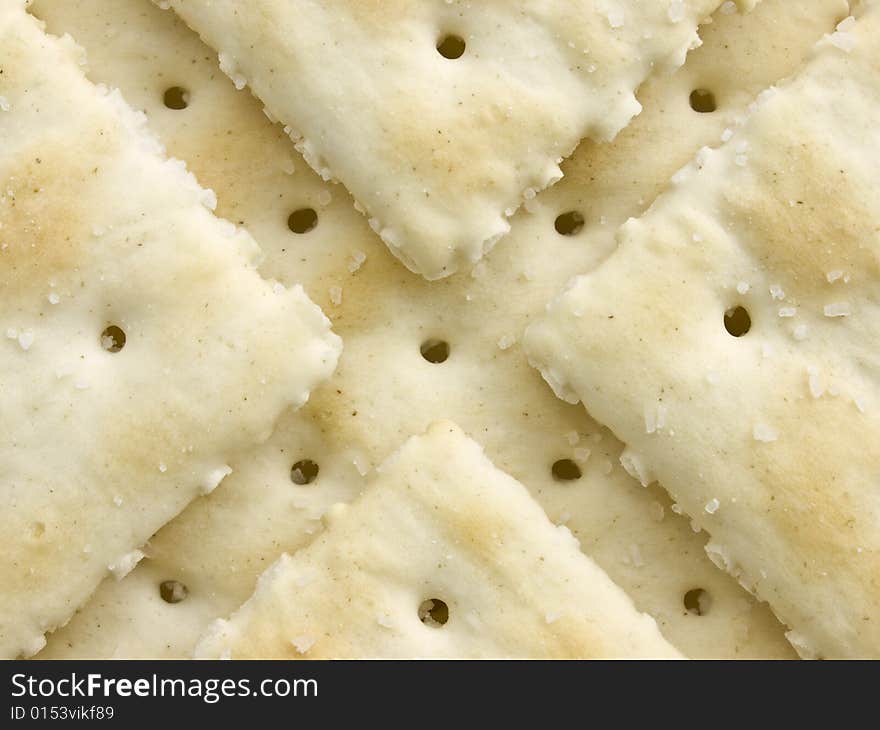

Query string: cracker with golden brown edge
[36,0,844,660]
[526,5,880,658]
[194,422,681,659]
[159,0,751,280]
[0,2,341,658]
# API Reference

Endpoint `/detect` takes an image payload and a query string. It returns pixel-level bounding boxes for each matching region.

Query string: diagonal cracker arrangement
[3,0,878,661]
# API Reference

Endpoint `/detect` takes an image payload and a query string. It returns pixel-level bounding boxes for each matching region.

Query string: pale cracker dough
[195,422,682,659]
[160,0,749,279]
[37,0,844,659]
[0,2,340,658]
[525,3,880,658]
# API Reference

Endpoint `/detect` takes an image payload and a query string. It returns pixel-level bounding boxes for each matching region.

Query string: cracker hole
[163,86,190,110]
[159,580,188,604]
[554,211,585,236]
[290,459,319,485]
[683,588,711,616]
[552,458,581,482]
[101,325,126,353]
[418,598,449,627]
[420,339,449,364]
[724,306,751,337]
[689,88,717,113]
[287,208,318,234]
[436,34,465,59]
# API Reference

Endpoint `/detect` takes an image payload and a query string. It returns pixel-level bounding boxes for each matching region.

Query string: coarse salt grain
[200,188,218,211]
[497,334,516,350]
[0,96,9,112]
[829,33,856,52]
[644,402,667,434]
[607,8,624,28]
[828,19,856,53]
[753,423,778,443]
[778,306,797,318]
[18,330,34,351]
[47,292,60,305]
[705,498,720,514]
[108,549,144,580]
[720,0,737,13]
[328,286,343,306]
[769,284,785,300]
[826,270,844,283]
[824,302,850,317]
[348,250,367,273]
[619,449,654,487]
[736,281,750,295]
[291,636,315,654]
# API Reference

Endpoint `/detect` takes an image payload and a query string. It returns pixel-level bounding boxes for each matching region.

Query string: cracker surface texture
[195,422,681,659]
[161,0,744,279]
[0,2,341,658]
[525,4,880,658]
[35,0,844,660]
